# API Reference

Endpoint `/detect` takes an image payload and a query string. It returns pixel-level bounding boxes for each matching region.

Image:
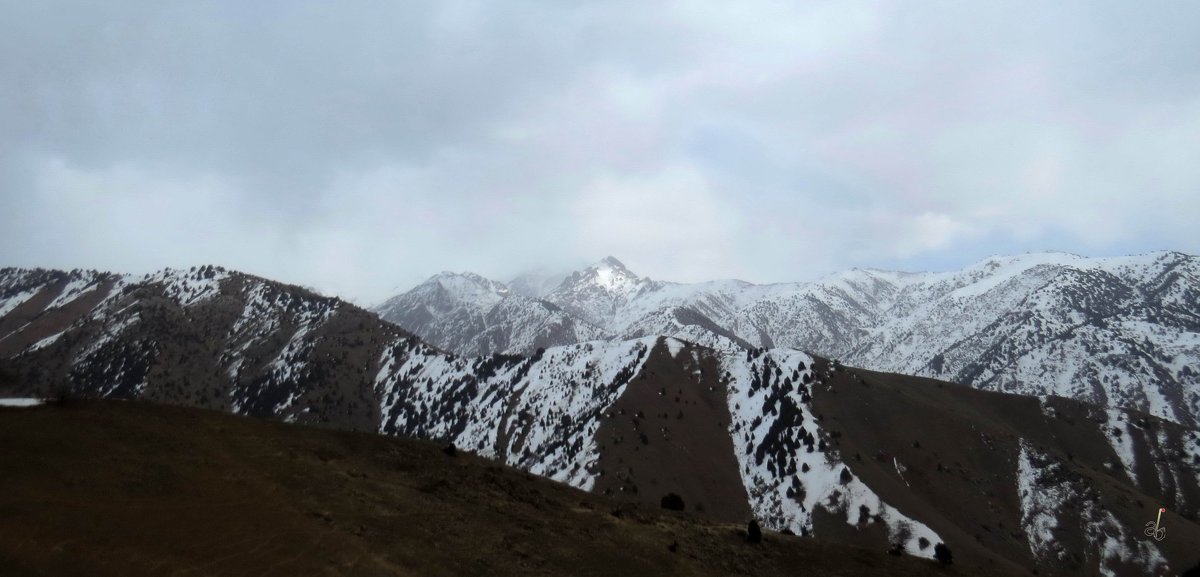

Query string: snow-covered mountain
[541,257,660,327]
[375,251,1200,427]
[2,264,1197,575]
[373,271,607,356]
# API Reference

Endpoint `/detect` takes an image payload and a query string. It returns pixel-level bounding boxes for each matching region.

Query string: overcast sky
[3,1,1198,304]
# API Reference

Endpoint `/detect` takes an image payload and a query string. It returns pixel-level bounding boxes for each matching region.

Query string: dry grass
[0,400,1013,577]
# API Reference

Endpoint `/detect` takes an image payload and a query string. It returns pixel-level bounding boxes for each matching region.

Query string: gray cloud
[2,1,1198,304]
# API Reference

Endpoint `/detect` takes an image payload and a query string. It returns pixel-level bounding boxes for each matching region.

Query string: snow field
[375,337,656,491]
[0,398,43,407]
[1103,408,1138,484]
[722,348,943,559]
[1016,440,1167,576]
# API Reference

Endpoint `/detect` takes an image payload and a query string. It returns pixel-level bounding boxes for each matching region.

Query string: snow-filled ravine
[720,345,944,559]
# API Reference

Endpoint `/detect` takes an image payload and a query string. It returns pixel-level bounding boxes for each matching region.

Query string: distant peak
[596,256,627,270]
[430,270,488,282]
[555,256,647,295]
[421,271,507,293]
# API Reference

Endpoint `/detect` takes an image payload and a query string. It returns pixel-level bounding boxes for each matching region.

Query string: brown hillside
[0,400,1020,577]
[592,339,752,522]
[811,359,1200,576]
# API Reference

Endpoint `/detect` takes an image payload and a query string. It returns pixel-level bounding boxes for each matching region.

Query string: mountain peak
[416,271,509,306]
[596,256,627,270]
[536,256,656,327]
[579,257,643,293]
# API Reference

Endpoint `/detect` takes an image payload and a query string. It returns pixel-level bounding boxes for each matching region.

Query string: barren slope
[0,400,1008,577]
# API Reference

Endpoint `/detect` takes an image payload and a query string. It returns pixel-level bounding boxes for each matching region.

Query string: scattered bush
[934,543,953,565]
[47,383,79,407]
[839,466,853,484]
[660,493,685,511]
[746,520,762,543]
[892,521,913,553]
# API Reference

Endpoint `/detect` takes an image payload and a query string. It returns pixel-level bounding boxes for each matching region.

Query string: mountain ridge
[373,250,1200,427]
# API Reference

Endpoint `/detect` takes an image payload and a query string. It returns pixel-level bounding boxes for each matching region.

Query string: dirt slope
[812,360,1200,576]
[0,400,1016,577]
[592,340,752,522]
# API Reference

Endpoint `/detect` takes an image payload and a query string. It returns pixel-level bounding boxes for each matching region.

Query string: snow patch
[45,278,98,310]
[1104,408,1138,484]
[229,292,335,415]
[143,267,229,307]
[1016,440,1167,575]
[27,331,67,352]
[0,398,42,407]
[663,337,686,358]
[1017,441,1067,560]
[723,348,942,558]
[0,289,38,318]
[374,337,655,492]
[73,311,141,364]
[1037,395,1058,419]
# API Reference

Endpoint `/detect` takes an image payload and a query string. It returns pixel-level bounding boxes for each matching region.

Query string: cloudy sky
[3,1,1198,304]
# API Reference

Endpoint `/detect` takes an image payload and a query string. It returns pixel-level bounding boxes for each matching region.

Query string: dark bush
[660,493,685,511]
[839,466,853,484]
[441,443,457,457]
[747,520,762,543]
[47,383,79,407]
[934,543,953,565]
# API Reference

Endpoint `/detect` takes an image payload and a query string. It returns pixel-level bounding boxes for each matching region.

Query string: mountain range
[1,258,1198,575]
[374,252,1200,428]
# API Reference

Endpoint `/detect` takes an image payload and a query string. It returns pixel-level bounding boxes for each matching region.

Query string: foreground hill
[374,252,1200,426]
[2,265,1198,575]
[0,400,1002,577]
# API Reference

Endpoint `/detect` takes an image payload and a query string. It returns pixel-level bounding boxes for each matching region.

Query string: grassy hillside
[0,400,1016,577]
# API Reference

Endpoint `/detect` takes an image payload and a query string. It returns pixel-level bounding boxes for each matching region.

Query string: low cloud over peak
[2,1,1198,303]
